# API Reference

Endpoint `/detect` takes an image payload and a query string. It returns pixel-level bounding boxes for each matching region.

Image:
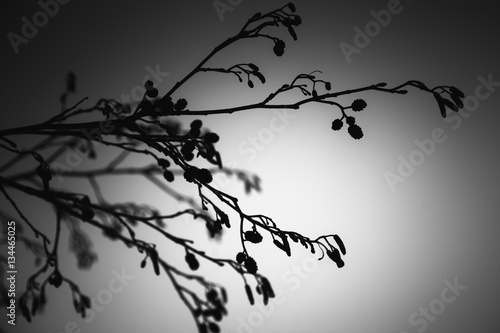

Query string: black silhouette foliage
[0,3,466,332]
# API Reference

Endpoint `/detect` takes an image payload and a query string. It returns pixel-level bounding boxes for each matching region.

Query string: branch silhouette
[0,3,465,332]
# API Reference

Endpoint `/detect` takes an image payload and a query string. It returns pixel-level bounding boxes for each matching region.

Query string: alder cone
[244,256,258,274]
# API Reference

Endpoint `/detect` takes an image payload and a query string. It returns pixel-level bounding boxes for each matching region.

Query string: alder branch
[0,3,466,332]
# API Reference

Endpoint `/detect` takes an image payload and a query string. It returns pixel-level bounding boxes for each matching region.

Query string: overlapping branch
[0,3,465,333]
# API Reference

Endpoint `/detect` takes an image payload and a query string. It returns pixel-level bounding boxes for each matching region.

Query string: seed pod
[49,270,63,288]
[150,250,160,276]
[450,93,464,109]
[244,256,258,274]
[254,71,266,84]
[163,170,174,182]
[248,63,259,71]
[196,168,213,184]
[174,98,188,111]
[144,80,154,90]
[245,230,263,243]
[351,99,367,111]
[206,289,218,303]
[220,287,228,303]
[288,26,297,41]
[245,284,254,305]
[158,158,170,168]
[183,168,196,183]
[31,296,39,316]
[208,322,220,333]
[450,86,465,98]
[348,124,363,140]
[219,212,230,228]
[333,234,346,255]
[185,252,200,271]
[146,88,158,98]
[441,97,458,112]
[236,252,246,264]
[327,248,345,268]
[81,295,92,309]
[261,277,275,298]
[434,92,447,118]
[81,209,94,221]
[190,119,202,129]
[204,132,220,143]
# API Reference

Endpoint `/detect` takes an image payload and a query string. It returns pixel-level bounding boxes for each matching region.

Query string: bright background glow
[1,1,499,332]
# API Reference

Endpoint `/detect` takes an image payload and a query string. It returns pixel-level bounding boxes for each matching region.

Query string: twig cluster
[0,3,465,332]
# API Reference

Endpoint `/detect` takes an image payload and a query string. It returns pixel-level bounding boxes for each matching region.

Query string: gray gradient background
[1,0,499,332]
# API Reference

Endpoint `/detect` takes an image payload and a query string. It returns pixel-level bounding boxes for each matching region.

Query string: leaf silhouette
[288,26,298,40]
[434,92,447,118]
[450,86,465,98]
[245,284,254,305]
[334,234,346,255]
[450,93,464,109]
[441,97,458,112]
[273,232,291,256]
